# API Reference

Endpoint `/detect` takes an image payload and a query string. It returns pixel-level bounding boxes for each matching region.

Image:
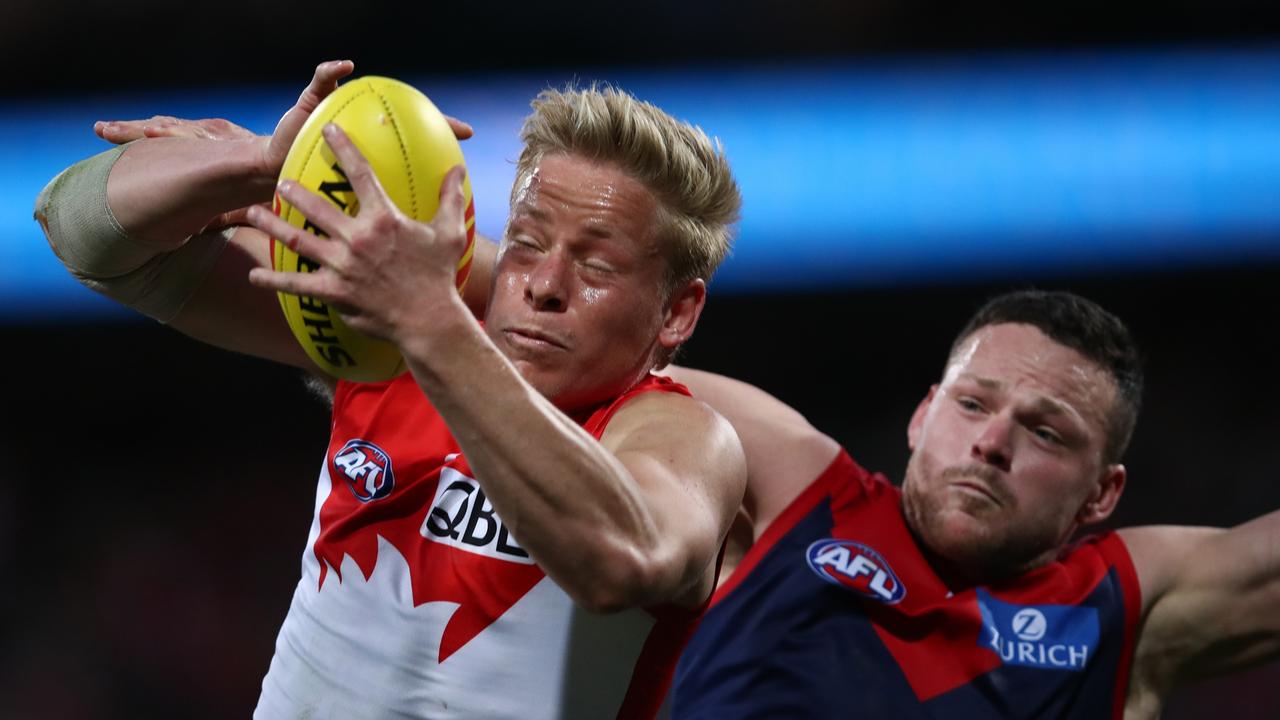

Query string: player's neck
[906,522,1055,592]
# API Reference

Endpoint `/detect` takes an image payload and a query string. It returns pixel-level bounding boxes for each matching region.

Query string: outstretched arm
[35,61,357,371]
[1121,512,1280,711]
[87,75,492,361]
[659,367,840,585]
[662,366,841,537]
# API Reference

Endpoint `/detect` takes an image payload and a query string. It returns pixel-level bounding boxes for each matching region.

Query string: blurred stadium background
[3,1,1279,717]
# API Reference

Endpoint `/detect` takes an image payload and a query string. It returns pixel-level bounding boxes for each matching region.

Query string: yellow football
[271,75,476,383]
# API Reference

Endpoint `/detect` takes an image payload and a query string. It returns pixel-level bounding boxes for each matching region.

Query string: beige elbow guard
[35,144,228,323]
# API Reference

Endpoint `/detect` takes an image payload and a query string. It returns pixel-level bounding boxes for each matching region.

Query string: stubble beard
[901,453,1064,584]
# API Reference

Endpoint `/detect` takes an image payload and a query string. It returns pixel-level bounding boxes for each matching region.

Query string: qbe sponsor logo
[806,539,906,604]
[333,439,395,502]
[976,589,1100,671]
[422,465,534,564]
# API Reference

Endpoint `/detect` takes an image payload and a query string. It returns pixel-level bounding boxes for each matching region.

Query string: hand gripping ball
[271,76,476,382]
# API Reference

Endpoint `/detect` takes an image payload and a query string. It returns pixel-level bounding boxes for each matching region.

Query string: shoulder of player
[661,366,838,457]
[599,391,745,487]
[658,366,840,525]
[604,388,736,448]
[662,365,795,420]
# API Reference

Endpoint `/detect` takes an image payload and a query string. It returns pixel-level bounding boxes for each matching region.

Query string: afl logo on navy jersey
[332,439,395,502]
[806,539,906,604]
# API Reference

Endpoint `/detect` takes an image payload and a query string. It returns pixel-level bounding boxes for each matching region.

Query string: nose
[971,412,1013,472]
[524,251,570,312]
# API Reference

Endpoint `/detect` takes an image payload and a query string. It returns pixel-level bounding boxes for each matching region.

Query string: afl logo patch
[806,539,906,604]
[332,439,395,502]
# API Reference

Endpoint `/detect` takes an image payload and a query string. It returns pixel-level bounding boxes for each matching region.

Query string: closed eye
[505,234,544,256]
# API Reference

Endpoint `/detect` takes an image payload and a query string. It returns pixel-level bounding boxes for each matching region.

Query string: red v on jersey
[823,469,1003,700]
[258,371,700,718]
[313,372,695,664]
[314,445,545,662]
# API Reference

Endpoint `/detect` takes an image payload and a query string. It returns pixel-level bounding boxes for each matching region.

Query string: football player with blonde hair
[38,60,745,719]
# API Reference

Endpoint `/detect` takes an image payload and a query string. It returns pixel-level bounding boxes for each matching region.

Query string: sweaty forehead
[511,154,660,243]
[946,323,1117,430]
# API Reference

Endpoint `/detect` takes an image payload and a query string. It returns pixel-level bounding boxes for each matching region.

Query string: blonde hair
[513,83,741,292]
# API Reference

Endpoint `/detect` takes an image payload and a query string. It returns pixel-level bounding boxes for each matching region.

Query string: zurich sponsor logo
[1012,608,1048,641]
[332,439,395,502]
[976,589,1100,671]
[806,539,906,604]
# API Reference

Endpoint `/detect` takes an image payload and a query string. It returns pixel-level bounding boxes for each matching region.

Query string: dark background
[4,2,1280,718]
[6,0,1280,97]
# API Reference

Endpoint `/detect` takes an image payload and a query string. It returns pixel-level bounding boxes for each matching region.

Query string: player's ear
[658,279,706,350]
[907,384,940,451]
[1078,463,1126,525]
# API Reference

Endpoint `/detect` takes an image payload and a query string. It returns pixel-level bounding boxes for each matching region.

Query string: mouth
[950,479,1002,506]
[503,326,568,352]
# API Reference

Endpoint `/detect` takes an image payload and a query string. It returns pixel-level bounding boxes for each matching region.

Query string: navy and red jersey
[671,450,1142,719]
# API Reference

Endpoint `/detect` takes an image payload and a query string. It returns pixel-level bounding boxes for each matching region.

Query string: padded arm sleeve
[35,144,229,323]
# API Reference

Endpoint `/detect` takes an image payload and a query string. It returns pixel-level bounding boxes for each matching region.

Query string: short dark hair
[949,290,1144,463]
